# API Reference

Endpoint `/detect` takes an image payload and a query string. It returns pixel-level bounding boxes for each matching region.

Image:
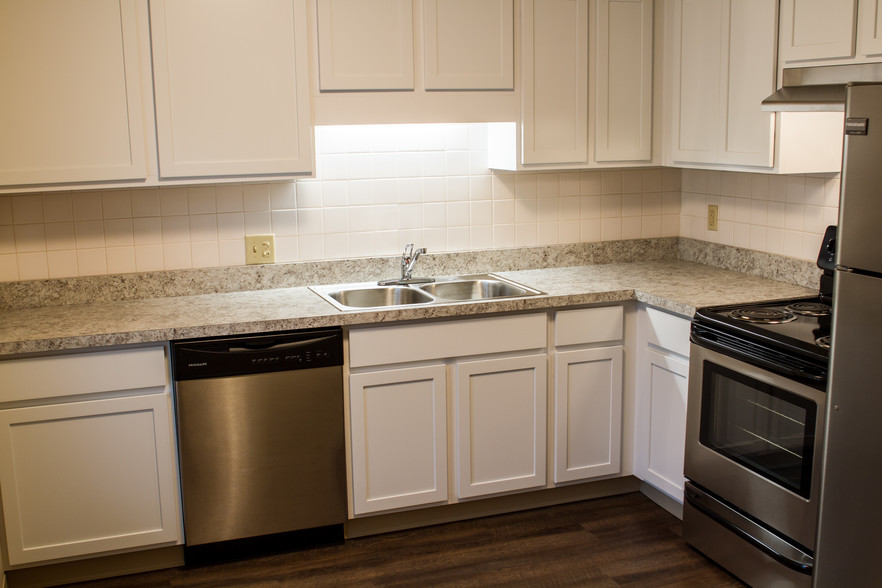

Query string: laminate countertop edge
[0,261,817,357]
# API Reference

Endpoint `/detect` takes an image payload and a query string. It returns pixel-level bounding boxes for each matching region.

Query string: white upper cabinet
[424,0,514,90]
[666,0,776,169]
[0,0,148,188]
[151,0,313,178]
[594,0,653,162]
[521,0,589,165]
[858,0,882,57]
[779,0,882,64]
[2,0,314,192]
[492,0,656,170]
[316,0,415,90]
[779,0,857,63]
[313,0,518,124]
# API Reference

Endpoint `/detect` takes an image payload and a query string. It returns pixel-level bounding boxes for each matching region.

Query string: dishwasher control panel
[172,328,343,380]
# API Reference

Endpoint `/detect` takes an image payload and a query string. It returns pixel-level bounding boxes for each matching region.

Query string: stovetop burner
[786,301,832,317]
[692,296,830,377]
[729,307,798,324]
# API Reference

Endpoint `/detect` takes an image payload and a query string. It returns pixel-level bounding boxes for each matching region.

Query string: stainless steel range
[683,229,836,588]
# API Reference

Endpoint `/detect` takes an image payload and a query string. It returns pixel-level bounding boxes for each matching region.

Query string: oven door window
[699,362,816,499]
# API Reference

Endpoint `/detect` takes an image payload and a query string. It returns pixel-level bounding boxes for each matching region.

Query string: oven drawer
[684,482,812,588]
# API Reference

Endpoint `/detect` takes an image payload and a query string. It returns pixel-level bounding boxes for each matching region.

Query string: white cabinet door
[720,0,776,167]
[635,347,689,502]
[668,0,725,165]
[349,365,448,515]
[779,0,857,63]
[0,0,148,187]
[594,0,653,162]
[553,346,623,484]
[667,0,775,168]
[521,0,589,164]
[150,0,312,178]
[424,0,514,90]
[0,393,180,565]
[859,0,882,57]
[455,355,547,498]
[317,0,414,90]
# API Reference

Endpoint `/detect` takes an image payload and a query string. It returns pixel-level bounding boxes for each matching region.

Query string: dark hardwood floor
[66,493,744,587]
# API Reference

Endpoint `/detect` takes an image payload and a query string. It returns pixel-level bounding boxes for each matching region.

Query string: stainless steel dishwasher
[172,328,345,551]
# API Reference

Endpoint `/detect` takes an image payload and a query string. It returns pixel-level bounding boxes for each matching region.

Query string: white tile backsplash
[0,124,839,282]
[678,169,839,260]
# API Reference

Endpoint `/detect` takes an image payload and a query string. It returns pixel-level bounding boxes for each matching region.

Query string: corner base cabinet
[634,306,690,502]
[0,346,181,567]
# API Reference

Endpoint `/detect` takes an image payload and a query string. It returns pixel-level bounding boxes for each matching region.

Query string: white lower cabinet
[0,346,181,567]
[552,306,625,484]
[553,346,623,483]
[455,355,547,499]
[634,306,690,502]
[346,304,660,517]
[349,365,448,515]
[347,313,548,516]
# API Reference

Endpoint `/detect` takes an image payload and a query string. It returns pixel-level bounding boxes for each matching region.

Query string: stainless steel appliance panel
[686,344,826,550]
[174,329,345,547]
[837,83,882,275]
[814,271,882,585]
[684,483,812,588]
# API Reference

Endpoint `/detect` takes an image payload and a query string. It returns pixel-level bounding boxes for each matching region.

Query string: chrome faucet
[379,243,434,285]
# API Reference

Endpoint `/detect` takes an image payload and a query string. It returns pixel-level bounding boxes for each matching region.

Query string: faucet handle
[402,243,414,260]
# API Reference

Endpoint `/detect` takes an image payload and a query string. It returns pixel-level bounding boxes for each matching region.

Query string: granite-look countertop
[0,260,816,356]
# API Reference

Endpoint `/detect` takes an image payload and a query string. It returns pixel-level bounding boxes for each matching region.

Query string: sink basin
[309,274,544,311]
[323,286,434,308]
[417,279,527,300]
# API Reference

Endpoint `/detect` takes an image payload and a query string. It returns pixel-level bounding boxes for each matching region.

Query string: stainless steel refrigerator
[814,82,882,586]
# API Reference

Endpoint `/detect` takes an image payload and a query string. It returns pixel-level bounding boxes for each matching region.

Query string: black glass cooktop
[692,296,831,369]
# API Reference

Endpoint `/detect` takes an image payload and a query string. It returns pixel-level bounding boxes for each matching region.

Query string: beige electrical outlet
[245,234,275,264]
[707,205,719,231]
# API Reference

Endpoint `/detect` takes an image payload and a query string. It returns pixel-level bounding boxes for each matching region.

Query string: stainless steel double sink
[309,274,544,311]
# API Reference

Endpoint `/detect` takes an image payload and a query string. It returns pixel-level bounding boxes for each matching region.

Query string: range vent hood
[762,63,882,112]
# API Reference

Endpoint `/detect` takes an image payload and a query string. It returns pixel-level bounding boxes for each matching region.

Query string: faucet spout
[378,243,434,286]
[403,245,426,280]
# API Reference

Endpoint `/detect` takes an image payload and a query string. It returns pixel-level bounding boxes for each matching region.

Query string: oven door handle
[690,329,827,386]
[685,484,813,575]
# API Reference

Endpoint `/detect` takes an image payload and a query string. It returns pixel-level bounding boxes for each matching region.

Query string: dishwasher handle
[172,328,343,381]
[190,335,338,354]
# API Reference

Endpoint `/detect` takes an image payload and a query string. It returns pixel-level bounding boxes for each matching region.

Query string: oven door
[685,343,826,551]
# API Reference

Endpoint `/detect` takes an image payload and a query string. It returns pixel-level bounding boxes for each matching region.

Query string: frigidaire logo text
[188,362,208,368]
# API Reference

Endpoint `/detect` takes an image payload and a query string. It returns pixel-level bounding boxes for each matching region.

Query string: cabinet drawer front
[0,346,168,403]
[349,313,547,368]
[643,306,691,357]
[555,306,623,346]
